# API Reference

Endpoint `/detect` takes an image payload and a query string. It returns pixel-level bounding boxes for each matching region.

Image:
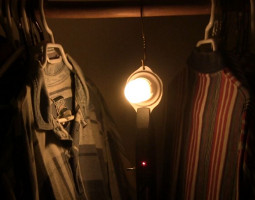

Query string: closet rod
[44,5,210,19]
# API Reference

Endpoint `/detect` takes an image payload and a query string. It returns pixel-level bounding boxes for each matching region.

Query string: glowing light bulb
[124,78,152,103]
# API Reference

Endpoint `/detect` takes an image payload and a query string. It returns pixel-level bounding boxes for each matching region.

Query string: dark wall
[47,15,209,166]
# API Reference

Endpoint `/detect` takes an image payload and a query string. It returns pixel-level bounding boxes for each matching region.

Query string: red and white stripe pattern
[206,72,238,200]
[185,70,242,200]
[185,73,210,200]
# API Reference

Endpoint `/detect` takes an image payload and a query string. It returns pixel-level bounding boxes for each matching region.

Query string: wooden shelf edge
[45,5,210,18]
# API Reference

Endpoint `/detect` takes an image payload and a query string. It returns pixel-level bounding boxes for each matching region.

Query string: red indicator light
[141,161,147,167]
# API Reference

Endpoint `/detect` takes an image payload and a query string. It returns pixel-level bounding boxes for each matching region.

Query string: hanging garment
[0,43,134,200]
[0,37,31,200]
[160,48,255,200]
[68,56,135,200]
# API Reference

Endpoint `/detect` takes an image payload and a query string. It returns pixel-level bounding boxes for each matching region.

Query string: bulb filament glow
[124,78,152,104]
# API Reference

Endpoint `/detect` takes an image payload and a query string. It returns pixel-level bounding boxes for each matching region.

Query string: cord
[140,4,146,69]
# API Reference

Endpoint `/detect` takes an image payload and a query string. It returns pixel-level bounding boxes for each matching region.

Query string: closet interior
[0,0,254,200]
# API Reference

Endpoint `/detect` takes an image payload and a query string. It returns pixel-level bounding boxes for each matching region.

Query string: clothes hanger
[8,0,32,46]
[20,0,33,46]
[10,0,24,45]
[0,0,24,77]
[39,0,73,71]
[30,0,44,43]
[39,0,54,43]
[0,0,15,46]
[39,0,74,124]
[23,0,43,46]
[41,43,73,70]
[24,0,36,45]
[22,0,42,47]
[0,0,25,78]
[196,0,217,51]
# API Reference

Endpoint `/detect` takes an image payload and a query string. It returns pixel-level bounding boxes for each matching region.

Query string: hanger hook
[39,0,54,43]
[204,0,215,40]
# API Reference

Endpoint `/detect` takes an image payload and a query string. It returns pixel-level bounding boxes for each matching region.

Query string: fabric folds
[0,42,134,200]
[161,48,255,200]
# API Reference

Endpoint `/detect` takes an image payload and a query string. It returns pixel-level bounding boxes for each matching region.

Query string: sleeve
[0,88,39,200]
[240,104,255,200]
[86,78,136,200]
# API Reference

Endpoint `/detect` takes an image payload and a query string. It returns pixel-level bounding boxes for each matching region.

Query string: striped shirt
[161,49,254,200]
